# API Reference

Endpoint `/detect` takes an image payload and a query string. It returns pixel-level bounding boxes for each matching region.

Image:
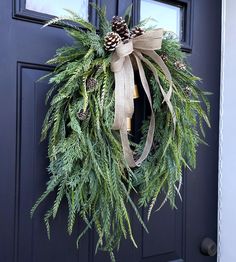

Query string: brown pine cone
[77,109,90,121]
[184,86,192,97]
[160,53,168,63]
[130,26,144,38]
[86,77,97,92]
[174,61,186,70]
[112,16,130,41]
[104,32,121,51]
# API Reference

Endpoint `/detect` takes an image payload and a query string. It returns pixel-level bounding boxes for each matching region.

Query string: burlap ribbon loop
[111,28,175,167]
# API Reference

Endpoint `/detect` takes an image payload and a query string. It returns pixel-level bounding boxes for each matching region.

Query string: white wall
[218,0,236,261]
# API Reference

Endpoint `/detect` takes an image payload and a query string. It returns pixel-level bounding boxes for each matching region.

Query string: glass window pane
[140,0,182,39]
[25,0,88,20]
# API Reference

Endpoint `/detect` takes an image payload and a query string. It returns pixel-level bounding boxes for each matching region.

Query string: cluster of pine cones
[104,16,145,51]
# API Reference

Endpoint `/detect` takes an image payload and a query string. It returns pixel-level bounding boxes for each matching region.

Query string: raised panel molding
[142,206,177,258]
[140,197,184,261]
[15,62,89,262]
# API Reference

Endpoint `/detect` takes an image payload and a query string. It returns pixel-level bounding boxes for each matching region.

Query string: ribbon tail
[112,69,126,130]
[124,56,135,117]
[113,54,156,167]
[133,54,156,166]
[111,52,135,130]
[142,50,173,99]
[134,50,176,130]
[111,53,137,167]
[119,56,137,167]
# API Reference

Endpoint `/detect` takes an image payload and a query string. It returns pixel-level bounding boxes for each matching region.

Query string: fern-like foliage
[32,7,210,262]
[135,33,210,216]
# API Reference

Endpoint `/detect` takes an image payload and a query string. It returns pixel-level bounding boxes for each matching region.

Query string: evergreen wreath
[31,5,210,261]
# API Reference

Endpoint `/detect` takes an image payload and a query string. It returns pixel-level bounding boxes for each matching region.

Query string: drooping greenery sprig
[31,5,210,261]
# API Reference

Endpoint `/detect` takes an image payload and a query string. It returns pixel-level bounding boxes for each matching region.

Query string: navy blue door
[0,0,221,261]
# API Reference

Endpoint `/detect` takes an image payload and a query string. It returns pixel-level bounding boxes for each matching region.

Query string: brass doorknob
[200,237,217,256]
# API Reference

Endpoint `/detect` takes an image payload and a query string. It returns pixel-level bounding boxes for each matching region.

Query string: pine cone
[77,109,90,121]
[112,16,130,41]
[184,86,191,97]
[174,61,186,70]
[160,53,168,63]
[130,26,144,38]
[86,77,97,92]
[104,32,121,51]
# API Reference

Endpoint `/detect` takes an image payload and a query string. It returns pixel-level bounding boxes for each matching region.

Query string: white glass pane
[26,0,88,20]
[140,0,181,38]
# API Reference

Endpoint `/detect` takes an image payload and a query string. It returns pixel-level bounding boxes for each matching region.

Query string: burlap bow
[111,28,176,167]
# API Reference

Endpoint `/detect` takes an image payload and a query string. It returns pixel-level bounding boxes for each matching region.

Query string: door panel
[16,64,86,262]
[0,0,221,262]
[142,204,183,261]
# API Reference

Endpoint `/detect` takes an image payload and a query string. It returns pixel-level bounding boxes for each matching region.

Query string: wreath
[31,5,210,261]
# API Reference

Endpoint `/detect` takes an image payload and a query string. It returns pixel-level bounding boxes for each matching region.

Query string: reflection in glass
[140,0,182,39]
[26,0,88,20]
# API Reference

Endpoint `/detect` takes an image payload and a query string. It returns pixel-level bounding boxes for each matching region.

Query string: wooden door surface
[0,0,221,261]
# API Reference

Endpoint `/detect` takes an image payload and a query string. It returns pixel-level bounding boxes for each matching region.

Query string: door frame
[218,0,236,261]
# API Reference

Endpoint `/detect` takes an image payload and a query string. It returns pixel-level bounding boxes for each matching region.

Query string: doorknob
[200,237,217,256]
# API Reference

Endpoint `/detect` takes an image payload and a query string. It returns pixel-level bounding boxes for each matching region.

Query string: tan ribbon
[111,28,176,167]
